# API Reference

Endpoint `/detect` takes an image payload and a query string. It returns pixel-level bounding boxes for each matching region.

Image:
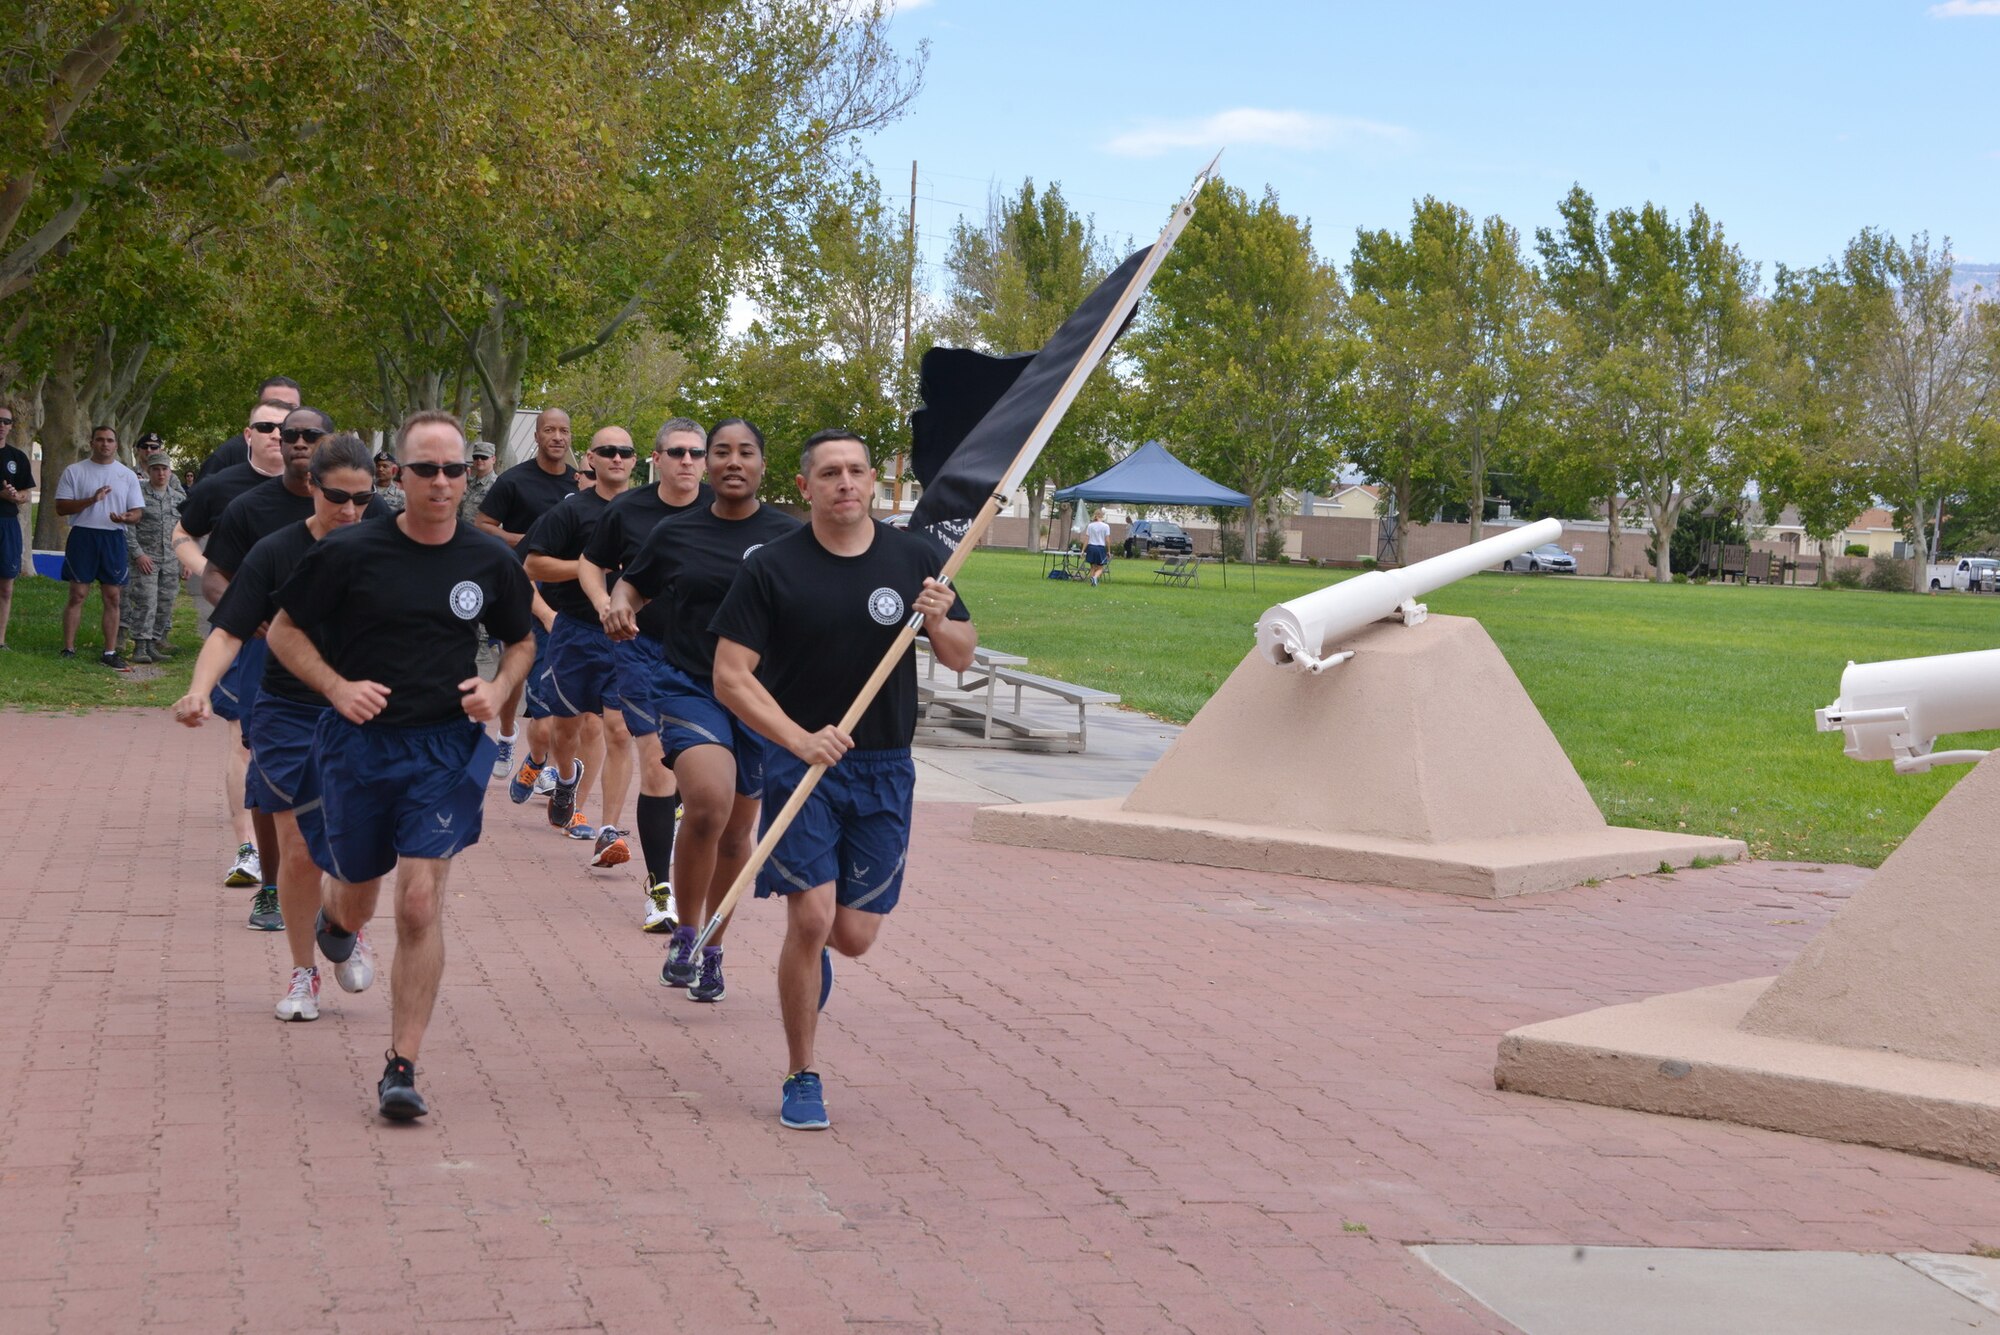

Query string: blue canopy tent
[1053,441,1251,585]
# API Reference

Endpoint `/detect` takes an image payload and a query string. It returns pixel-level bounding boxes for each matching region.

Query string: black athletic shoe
[58,648,76,660]
[99,651,132,672]
[547,763,582,827]
[247,886,284,931]
[377,1051,428,1121]
[315,908,357,963]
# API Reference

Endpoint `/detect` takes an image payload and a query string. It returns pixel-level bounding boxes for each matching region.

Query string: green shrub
[1844,543,1868,557]
[1359,556,1379,571]
[1258,526,1287,563]
[1216,526,1243,561]
[1692,575,1710,585]
[1672,572,1690,584]
[1865,554,1909,593]
[1826,565,1864,589]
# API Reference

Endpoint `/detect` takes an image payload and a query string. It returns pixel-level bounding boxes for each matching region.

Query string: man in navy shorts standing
[711,430,976,1130]
[269,411,534,1120]
[54,425,145,669]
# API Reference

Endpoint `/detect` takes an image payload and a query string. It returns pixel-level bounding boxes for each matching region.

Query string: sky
[856,0,2000,292]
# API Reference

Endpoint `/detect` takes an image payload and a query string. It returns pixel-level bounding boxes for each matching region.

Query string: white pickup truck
[1926,557,2000,592]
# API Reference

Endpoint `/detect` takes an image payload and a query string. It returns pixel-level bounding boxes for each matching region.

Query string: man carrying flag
[710,430,975,1130]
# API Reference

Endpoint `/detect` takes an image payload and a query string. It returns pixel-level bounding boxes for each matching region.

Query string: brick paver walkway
[3,710,1996,1332]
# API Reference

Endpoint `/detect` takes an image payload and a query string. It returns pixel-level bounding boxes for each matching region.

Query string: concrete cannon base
[1496,976,2000,1169]
[973,799,1741,899]
[972,614,1744,898]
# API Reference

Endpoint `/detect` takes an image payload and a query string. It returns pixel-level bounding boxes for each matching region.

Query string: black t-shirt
[199,433,248,481]
[581,483,712,640]
[210,520,325,707]
[0,445,33,519]
[624,504,801,677]
[522,490,612,621]
[204,475,390,577]
[478,458,577,544]
[180,461,280,539]
[276,519,534,728]
[710,521,970,751]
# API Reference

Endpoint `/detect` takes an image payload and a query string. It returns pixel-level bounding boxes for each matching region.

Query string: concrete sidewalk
[4,707,1998,1333]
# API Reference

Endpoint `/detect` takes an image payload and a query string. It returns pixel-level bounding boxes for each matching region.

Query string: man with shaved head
[476,407,576,793]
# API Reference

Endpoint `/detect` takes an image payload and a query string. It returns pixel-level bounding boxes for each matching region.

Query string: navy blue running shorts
[311,713,496,885]
[754,747,913,914]
[245,695,326,815]
[211,637,268,724]
[656,659,767,798]
[611,636,662,738]
[61,527,129,586]
[0,517,21,580]
[523,620,554,720]
[543,613,616,718]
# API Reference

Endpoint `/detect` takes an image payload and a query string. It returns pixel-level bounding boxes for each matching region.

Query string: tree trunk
[1465,428,1486,546]
[1024,480,1044,554]
[1243,487,1260,567]
[1605,495,1621,576]
[1392,472,1412,566]
[34,347,86,549]
[1649,498,1678,583]
[1909,489,1932,593]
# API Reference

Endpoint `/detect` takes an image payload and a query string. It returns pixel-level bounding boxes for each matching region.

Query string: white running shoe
[642,881,676,933]
[335,927,376,993]
[224,842,261,888]
[532,763,558,797]
[491,735,516,780]
[274,966,320,1021]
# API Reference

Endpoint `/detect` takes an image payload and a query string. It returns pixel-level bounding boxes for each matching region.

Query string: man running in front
[172,432,381,1020]
[710,430,975,1130]
[611,418,796,1004]
[268,411,534,1120]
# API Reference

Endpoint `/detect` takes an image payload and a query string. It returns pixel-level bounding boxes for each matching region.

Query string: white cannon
[1255,518,1563,673]
[1815,647,2000,773]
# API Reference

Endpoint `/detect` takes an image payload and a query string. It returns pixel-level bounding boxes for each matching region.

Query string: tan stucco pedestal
[1496,751,2000,1167]
[973,615,1743,898]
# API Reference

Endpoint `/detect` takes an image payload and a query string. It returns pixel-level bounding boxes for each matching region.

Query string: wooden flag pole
[692,155,1219,951]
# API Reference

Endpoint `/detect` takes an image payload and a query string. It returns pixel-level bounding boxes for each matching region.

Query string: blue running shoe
[315,908,356,964]
[780,1070,829,1130]
[507,754,546,804]
[689,946,725,1002]
[819,948,833,1011]
[661,925,698,988]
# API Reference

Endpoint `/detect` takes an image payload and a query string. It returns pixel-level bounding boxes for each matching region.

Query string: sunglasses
[0,416,14,426]
[659,446,707,460]
[316,484,375,506]
[401,460,469,479]
[591,445,638,459]
[247,421,284,435]
[280,427,328,444]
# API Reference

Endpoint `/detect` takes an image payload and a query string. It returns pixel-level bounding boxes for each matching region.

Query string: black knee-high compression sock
[636,793,679,886]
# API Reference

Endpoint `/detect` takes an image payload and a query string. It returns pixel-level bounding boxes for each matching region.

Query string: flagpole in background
[692,155,1220,951]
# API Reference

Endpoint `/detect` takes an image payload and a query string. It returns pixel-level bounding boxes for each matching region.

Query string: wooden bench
[1153,555,1198,587]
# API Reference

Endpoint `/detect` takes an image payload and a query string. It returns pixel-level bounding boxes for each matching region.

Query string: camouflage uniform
[124,473,184,644]
[459,470,495,526]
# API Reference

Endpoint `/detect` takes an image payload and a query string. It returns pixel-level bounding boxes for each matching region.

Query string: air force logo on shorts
[449,580,484,620]
[867,587,905,625]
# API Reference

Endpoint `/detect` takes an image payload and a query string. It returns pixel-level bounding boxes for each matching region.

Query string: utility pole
[891,159,917,513]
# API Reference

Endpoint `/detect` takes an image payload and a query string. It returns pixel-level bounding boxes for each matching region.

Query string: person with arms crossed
[54,425,146,670]
[612,418,796,1003]
[269,411,534,1120]
[125,453,184,664]
[172,432,381,1020]
[522,426,640,847]
[710,430,975,1129]
[174,397,293,892]
[476,408,576,791]
[577,417,711,924]
[0,402,36,651]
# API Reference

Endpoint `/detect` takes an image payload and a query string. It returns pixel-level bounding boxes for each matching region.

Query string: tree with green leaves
[1128,178,1350,565]
[1536,187,1763,582]
[939,179,1119,549]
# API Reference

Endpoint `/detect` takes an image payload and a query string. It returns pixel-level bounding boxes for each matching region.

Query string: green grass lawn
[952,551,2000,866]
[0,574,198,709]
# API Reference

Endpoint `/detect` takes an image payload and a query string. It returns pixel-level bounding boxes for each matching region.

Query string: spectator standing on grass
[1084,509,1112,587]
[126,454,184,663]
[459,441,497,524]
[373,453,407,513]
[0,403,34,651]
[55,425,145,670]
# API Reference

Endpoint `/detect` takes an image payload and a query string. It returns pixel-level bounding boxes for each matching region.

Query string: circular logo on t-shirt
[867,587,905,625]
[449,580,484,620]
